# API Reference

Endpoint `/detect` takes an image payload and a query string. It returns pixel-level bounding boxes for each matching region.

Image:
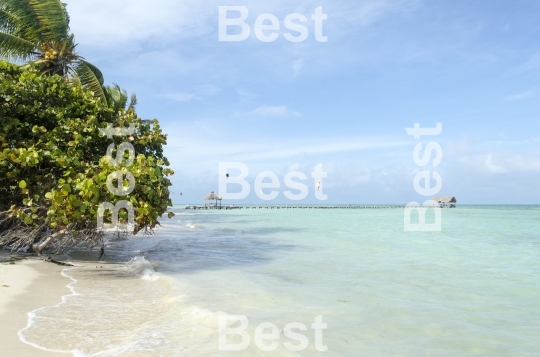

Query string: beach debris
[337,300,349,303]
[43,256,74,267]
[1,285,9,288]
[0,255,27,264]
[98,246,105,260]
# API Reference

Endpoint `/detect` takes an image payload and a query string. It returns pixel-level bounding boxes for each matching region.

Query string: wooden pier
[185,205,407,210]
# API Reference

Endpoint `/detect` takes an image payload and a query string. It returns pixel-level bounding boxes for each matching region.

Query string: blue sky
[65,0,540,204]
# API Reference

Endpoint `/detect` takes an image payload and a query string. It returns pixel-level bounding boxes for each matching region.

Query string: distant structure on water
[433,196,457,208]
[204,191,222,208]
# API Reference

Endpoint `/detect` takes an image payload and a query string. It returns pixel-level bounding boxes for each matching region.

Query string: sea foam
[124,255,159,281]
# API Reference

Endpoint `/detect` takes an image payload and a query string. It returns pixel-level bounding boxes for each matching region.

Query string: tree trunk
[32,231,66,256]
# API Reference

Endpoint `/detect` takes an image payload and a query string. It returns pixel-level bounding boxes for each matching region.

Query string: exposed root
[0,213,105,255]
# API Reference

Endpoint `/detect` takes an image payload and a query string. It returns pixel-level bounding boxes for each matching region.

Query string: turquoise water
[20,206,540,356]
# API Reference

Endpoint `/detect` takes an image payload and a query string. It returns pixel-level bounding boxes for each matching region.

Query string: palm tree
[105,84,138,114]
[0,0,107,103]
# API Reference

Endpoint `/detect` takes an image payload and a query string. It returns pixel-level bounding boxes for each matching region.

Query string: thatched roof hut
[204,191,222,207]
[204,191,222,201]
[433,196,457,203]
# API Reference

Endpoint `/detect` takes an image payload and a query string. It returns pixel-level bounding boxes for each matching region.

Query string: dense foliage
[0,61,174,253]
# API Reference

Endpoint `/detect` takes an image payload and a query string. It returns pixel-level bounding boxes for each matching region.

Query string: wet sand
[0,251,69,356]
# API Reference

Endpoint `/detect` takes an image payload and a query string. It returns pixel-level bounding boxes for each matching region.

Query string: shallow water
[20,206,540,356]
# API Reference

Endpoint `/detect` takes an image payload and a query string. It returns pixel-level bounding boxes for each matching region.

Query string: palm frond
[128,93,137,112]
[115,84,129,111]
[59,33,74,56]
[75,60,107,105]
[28,0,69,41]
[105,83,132,112]
[0,8,19,33]
[0,0,42,43]
[0,31,35,60]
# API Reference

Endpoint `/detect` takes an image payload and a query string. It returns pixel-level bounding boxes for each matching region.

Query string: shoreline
[0,251,69,356]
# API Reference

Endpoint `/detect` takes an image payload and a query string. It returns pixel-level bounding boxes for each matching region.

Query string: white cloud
[345,0,423,26]
[235,88,259,102]
[230,138,404,161]
[457,153,540,175]
[64,0,429,86]
[509,54,540,74]
[251,105,302,118]
[163,85,221,102]
[292,60,305,76]
[483,138,540,146]
[117,51,212,80]
[65,0,213,49]
[446,137,540,174]
[160,122,410,172]
[66,0,424,49]
[164,92,197,102]
[324,162,372,187]
[233,105,302,118]
[484,154,507,174]
[504,154,540,172]
[505,90,535,101]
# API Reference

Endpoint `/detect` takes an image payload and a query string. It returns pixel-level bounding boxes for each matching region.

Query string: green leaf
[0,32,36,60]
[28,0,69,41]
[74,60,107,104]
[0,60,173,240]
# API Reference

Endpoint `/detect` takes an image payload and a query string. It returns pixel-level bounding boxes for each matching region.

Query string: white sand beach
[0,251,68,356]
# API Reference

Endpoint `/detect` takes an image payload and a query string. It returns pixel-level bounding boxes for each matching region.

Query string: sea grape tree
[0,61,174,255]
